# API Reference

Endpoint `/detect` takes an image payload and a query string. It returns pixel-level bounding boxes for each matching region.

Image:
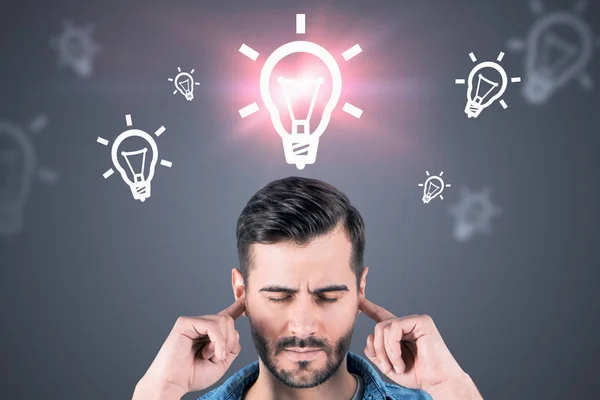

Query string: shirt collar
[207,351,391,400]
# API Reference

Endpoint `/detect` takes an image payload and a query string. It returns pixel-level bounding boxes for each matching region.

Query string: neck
[244,354,357,400]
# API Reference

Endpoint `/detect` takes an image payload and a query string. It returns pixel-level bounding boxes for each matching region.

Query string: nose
[287,296,318,338]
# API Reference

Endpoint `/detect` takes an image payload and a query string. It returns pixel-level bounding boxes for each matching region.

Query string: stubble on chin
[246,308,357,388]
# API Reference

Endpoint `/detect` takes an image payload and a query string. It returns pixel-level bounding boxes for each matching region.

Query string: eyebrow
[259,284,349,295]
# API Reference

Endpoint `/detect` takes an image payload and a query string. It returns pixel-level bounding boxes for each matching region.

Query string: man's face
[243,225,362,389]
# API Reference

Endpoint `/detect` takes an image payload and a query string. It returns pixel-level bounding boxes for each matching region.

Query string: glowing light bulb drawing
[0,115,59,236]
[237,13,364,170]
[506,0,599,104]
[168,67,200,101]
[418,171,451,204]
[449,186,501,242]
[97,114,172,202]
[50,20,101,78]
[278,76,325,136]
[455,51,521,118]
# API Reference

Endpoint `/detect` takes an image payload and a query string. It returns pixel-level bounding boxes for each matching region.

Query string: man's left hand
[359,296,482,399]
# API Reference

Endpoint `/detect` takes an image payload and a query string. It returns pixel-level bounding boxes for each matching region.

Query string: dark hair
[236,176,366,290]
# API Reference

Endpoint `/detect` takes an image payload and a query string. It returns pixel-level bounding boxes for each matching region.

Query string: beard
[246,308,355,389]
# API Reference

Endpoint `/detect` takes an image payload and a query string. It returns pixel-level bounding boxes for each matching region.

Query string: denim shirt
[197,351,433,400]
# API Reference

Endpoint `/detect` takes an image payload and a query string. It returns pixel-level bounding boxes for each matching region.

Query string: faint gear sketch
[50,21,101,78]
[0,116,59,236]
[449,187,501,242]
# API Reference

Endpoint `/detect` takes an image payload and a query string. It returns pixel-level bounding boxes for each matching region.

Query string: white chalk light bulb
[523,12,593,104]
[111,129,158,202]
[169,67,200,101]
[418,170,451,204]
[422,175,445,203]
[174,71,195,101]
[465,61,508,118]
[259,41,342,170]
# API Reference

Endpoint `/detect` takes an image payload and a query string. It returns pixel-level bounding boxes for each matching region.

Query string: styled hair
[236,176,366,290]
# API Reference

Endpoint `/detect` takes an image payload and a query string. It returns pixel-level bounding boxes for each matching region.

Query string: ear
[232,268,247,317]
[357,266,369,315]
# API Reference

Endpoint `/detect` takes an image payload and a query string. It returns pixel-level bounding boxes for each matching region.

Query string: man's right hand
[132,295,246,399]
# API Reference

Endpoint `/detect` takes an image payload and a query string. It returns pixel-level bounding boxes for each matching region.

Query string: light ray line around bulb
[155,126,166,137]
[506,38,526,51]
[160,160,172,167]
[342,102,363,118]
[577,73,593,89]
[497,52,505,61]
[29,115,48,134]
[511,77,521,82]
[97,137,109,146]
[455,79,466,84]
[296,14,305,34]
[499,100,508,108]
[342,44,362,61]
[126,114,133,126]
[103,169,114,178]
[239,102,259,118]
[469,52,477,62]
[239,44,259,61]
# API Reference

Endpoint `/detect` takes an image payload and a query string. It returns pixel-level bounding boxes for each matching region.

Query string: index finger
[359,296,396,323]
[218,294,246,320]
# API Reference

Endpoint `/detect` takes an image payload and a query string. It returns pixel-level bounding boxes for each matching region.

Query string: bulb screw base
[282,135,319,170]
[130,182,151,202]
[464,100,483,118]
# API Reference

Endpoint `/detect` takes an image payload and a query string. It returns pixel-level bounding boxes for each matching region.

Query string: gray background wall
[1,0,598,399]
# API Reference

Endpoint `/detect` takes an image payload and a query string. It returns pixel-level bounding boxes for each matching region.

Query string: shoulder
[383,382,434,400]
[195,361,260,400]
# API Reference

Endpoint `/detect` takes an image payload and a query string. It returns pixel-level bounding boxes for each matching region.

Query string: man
[132,176,483,400]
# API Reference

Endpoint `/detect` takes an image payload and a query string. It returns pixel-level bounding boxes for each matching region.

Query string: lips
[283,348,323,361]
[285,348,322,353]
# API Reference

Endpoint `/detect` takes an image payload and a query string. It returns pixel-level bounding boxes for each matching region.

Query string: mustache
[277,336,328,353]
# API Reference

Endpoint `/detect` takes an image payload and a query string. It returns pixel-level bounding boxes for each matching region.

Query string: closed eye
[268,296,338,304]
